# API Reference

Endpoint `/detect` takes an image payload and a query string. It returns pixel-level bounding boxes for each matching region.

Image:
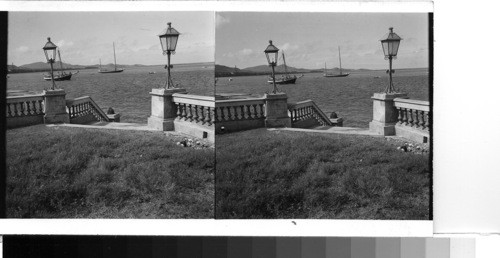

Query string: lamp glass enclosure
[43,37,57,63]
[159,22,180,54]
[264,40,279,65]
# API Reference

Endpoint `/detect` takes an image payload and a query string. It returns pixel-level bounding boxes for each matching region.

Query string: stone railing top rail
[172,93,215,108]
[288,99,332,126]
[215,97,266,107]
[288,99,314,109]
[394,98,430,112]
[66,96,110,122]
[6,94,44,103]
[66,96,92,105]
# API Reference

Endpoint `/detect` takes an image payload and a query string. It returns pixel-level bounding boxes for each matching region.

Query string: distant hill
[216,64,324,77]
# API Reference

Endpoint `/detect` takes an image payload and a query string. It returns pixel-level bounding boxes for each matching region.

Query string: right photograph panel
[214,12,431,219]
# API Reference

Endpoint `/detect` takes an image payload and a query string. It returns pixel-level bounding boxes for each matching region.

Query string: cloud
[238,48,254,56]
[216,14,230,27]
[16,46,29,53]
[280,43,299,51]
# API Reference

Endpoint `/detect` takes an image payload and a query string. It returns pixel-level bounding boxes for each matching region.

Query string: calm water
[216,68,430,127]
[7,63,215,123]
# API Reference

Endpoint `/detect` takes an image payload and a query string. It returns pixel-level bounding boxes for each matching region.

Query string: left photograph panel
[6,12,216,218]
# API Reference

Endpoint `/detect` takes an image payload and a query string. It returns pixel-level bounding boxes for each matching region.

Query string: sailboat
[324,46,349,77]
[43,49,78,81]
[98,42,124,73]
[267,51,300,84]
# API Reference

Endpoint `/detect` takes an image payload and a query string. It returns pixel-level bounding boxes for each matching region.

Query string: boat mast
[58,49,64,74]
[113,42,117,71]
[99,59,102,71]
[338,46,342,75]
[282,51,289,76]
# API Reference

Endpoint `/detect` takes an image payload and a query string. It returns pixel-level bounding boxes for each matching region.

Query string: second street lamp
[158,22,180,89]
[43,37,58,90]
[264,40,280,94]
[380,27,402,94]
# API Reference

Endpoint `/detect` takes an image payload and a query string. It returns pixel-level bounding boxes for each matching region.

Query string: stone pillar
[369,92,408,135]
[264,93,291,128]
[43,89,69,124]
[148,88,187,131]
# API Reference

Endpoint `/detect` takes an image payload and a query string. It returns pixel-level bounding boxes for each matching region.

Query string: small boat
[98,42,124,73]
[267,51,299,84]
[228,78,233,81]
[43,49,78,81]
[324,46,349,78]
[149,71,156,74]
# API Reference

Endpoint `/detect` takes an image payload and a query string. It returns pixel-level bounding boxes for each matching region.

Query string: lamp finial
[168,22,172,28]
[389,27,393,33]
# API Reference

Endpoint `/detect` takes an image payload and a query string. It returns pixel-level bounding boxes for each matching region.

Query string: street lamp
[380,27,402,93]
[43,37,58,90]
[158,22,180,89]
[264,40,280,94]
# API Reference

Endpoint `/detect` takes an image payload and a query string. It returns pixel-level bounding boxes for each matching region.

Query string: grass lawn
[6,125,214,218]
[215,129,430,220]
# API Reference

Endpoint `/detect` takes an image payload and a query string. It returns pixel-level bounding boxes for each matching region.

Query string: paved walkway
[268,126,381,136]
[47,122,157,131]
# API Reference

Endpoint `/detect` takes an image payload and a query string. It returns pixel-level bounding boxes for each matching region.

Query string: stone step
[269,126,380,136]
[47,122,156,131]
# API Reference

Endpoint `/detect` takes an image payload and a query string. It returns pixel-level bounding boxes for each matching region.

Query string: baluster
[402,108,408,125]
[213,107,219,123]
[424,111,430,130]
[31,100,37,115]
[39,100,44,114]
[414,109,420,128]
[258,104,264,118]
[204,107,211,125]
[13,103,19,117]
[250,104,256,119]
[192,105,199,122]
[199,106,205,124]
[181,103,187,120]
[238,105,244,120]
[187,104,193,121]
[25,101,31,116]
[418,110,425,128]
[175,103,182,119]
[397,108,403,124]
[229,106,236,121]
[7,103,12,117]
[244,105,250,120]
[407,109,414,126]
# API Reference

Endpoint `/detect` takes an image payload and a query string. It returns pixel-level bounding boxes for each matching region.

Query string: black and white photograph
[5,11,216,218]
[214,12,432,219]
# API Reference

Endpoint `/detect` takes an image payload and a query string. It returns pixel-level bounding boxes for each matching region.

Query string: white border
[1,1,433,237]
[0,1,433,13]
[0,220,432,237]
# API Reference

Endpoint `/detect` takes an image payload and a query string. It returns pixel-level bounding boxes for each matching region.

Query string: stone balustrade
[288,100,333,128]
[6,94,45,128]
[66,96,111,124]
[171,93,215,142]
[6,94,45,118]
[393,98,430,143]
[215,97,266,133]
[173,94,216,126]
[394,98,430,130]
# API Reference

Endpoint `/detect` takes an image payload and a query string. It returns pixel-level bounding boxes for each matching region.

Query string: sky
[216,12,429,70]
[8,12,215,66]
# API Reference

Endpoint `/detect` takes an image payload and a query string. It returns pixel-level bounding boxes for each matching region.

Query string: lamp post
[264,40,280,94]
[43,37,58,90]
[158,22,180,89]
[380,27,402,93]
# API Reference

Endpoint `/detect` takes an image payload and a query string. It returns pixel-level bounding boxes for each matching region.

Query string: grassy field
[215,129,430,220]
[6,125,214,218]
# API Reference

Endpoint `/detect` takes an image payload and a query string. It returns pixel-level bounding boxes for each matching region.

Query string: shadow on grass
[7,125,214,218]
[215,129,430,219]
